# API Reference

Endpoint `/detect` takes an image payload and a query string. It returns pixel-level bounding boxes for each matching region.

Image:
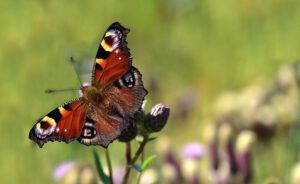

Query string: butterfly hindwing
[93,22,132,86]
[114,67,147,142]
[29,100,87,147]
[115,67,148,116]
[77,115,126,147]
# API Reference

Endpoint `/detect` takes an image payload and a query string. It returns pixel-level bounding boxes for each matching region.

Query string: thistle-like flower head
[144,103,170,133]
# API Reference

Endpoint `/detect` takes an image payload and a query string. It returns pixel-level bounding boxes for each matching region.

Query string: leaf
[141,155,157,170]
[147,137,157,142]
[92,149,111,184]
[129,163,142,173]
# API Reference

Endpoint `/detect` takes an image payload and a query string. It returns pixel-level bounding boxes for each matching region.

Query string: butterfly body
[81,85,117,109]
[29,22,147,148]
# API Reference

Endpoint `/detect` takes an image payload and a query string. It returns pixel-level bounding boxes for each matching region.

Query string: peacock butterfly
[29,22,148,148]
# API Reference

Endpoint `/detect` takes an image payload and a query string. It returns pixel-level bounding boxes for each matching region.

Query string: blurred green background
[1,0,300,183]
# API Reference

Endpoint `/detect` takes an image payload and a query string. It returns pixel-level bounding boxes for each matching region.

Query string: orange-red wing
[29,100,87,148]
[77,115,125,148]
[114,67,148,117]
[92,22,132,87]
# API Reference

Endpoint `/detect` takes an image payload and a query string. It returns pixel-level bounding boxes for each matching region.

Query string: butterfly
[29,22,148,148]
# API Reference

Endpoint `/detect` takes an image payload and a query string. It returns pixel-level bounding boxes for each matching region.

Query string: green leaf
[129,163,143,173]
[92,149,111,184]
[141,155,157,170]
[147,137,157,142]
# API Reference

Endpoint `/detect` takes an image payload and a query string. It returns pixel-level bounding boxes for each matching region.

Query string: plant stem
[136,149,145,184]
[141,149,145,164]
[122,135,149,184]
[132,135,149,164]
[126,142,132,165]
[122,143,132,184]
[105,149,113,184]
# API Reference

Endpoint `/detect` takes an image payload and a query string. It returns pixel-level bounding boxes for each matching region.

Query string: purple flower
[165,151,184,183]
[236,153,252,183]
[236,131,256,183]
[112,167,124,184]
[53,162,75,181]
[209,140,219,170]
[181,143,206,160]
[144,103,170,133]
[226,141,238,174]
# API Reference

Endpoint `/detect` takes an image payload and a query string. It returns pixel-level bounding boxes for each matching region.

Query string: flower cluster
[202,61,300,183]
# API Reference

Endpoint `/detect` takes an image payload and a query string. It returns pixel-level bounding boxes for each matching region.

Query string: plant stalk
[122,135,149,184]
[105,149,113,184]
[126,142,132,165]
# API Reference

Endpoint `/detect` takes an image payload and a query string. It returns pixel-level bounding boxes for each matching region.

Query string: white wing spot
[115,49,120,54]
[64,129,67,132]
[118,57,122,60]
[56,128,60,133]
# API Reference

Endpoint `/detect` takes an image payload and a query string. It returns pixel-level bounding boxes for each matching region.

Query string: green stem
[137,143,146,184]
[122,135,149,184]
[136,174,142,184]
[141,149,145,164]
[105,149,113,184]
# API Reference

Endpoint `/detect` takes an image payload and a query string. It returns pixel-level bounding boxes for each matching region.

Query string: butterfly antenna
[45,88,80,94]
[69,56,83,87]
[44,57,83,94]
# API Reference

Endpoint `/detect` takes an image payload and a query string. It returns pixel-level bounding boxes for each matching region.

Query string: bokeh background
[1,0,300,183]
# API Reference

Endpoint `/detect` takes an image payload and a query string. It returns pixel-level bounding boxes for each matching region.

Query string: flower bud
[144,104,170,133]
[236,130,256,183]
[182,159,200,184]
[118,119,138,142]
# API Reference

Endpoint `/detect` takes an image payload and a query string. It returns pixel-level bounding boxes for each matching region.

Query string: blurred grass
[1,0,300,183]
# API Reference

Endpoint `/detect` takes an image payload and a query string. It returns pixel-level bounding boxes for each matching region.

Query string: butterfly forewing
[92,22,132,86]
[29,100,87,147]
